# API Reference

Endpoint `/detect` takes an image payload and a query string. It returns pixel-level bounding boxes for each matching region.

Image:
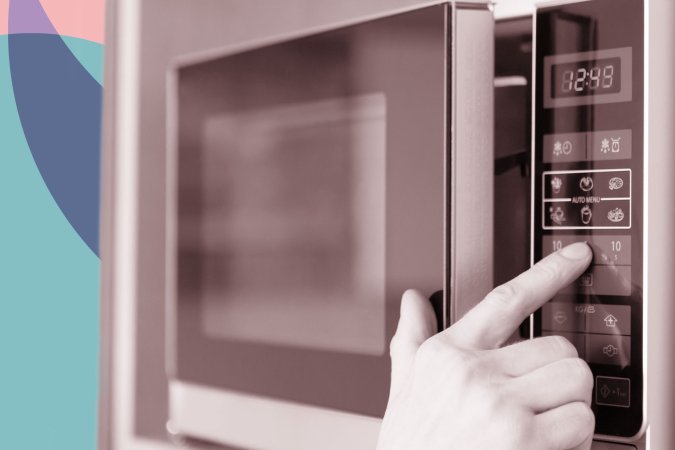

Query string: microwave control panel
[533,0,644,439]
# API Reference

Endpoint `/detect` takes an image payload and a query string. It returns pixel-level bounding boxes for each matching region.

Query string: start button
[596,376,631,408]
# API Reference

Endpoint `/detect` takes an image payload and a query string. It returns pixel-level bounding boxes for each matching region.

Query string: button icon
[608,177,624,190]
[553,311,568,325]
[603,344,619,357]
[553,140,573,157]
[601,138,610,154]
[611,137,622,153]
[551,176,563,194]
[580,205,592,225]
[550,206,567,225]
[579,176,594,192]
[604,314,618,328]
[579,273,594,287]
[607,207,625,223]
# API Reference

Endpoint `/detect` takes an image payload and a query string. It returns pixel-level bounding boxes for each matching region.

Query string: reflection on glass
[180,93,387,355]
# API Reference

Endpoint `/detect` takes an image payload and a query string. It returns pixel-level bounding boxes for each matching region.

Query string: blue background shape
[8,1,102,255]
[9,32,102,256]
[0,9,102,450]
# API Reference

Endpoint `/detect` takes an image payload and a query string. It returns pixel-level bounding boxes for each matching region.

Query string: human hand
[377,243,595,450]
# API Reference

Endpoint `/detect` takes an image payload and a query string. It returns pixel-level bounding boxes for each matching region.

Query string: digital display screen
[552,57,621,98]
[543,47,632,108]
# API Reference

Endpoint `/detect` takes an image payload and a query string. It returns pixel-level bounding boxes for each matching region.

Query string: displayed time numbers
[552,57,622,98]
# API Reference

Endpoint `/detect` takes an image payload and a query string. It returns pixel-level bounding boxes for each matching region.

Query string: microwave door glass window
[182,93,387,355]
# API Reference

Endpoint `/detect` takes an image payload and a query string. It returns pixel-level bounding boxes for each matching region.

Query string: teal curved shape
[0,35,99,450]
[61,36,104,85]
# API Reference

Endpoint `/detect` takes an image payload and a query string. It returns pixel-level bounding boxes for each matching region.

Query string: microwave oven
[98,1,675,449]
[165,2,494,449]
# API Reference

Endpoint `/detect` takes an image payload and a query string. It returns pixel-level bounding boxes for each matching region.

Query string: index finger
[445,242,592,350]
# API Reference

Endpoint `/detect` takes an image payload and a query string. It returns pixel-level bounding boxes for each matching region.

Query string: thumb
[571,432,594,450]
[388,289,438,399]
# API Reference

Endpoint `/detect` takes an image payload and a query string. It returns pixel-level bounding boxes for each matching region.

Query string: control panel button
[544,200,630,229]
[596,200,631,228]
[544,174,569,198]
[594,170,630,198]
[588,235,632,266]
[542,331,586,358]
[588,334,631,367]
[542,303,586,333]
[544,202,572,227]
[542,235,632,266]
[542,170,631,230]
[560,265,632,296]
[543,170,630,199]
[595,376,631,408]
[542,302,631,335]
[588,129,632,161]
[543,132,586,163]
[587,304,631,335]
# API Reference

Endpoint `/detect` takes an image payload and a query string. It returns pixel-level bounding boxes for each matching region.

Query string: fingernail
[559,242,591,260]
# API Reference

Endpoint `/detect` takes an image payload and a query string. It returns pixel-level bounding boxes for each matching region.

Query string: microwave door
[166,3,494,449]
